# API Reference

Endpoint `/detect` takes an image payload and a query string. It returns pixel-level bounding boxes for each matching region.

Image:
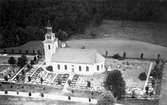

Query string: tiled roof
[51,48,105,64]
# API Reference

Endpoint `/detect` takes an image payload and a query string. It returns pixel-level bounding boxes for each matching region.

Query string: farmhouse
[43,25,105,75]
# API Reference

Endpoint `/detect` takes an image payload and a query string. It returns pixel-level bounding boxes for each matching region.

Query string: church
[43,25,105,75]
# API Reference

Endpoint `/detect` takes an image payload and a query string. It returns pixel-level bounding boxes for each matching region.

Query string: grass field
[77,20,167,47]
[67,39,167,60]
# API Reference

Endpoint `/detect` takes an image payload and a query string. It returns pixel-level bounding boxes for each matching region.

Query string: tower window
[97,65,99,71]
[48,45,50,50]
[57,64,60,70]
[64,65,67,70]
[79,66,82,71]
[47,36,51,40]
[86,66,89,71]
[101,64,103,69]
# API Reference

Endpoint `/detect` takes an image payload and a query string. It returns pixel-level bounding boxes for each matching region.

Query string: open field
[75,20,167,47]
[67,39,167,60]
[1,38,167,60]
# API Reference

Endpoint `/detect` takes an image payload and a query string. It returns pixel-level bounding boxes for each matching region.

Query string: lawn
[67,39,167,60]
[75,20,167,47]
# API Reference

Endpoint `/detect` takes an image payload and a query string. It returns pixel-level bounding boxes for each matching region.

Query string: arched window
[97,65,99,71]
[48,45,50,50]
[79,66,82,71]
[64,65,67,70]
[57,64,60,70]
[86,66,89,71]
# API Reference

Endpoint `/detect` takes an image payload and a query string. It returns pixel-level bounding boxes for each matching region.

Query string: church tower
[43,21,58,65]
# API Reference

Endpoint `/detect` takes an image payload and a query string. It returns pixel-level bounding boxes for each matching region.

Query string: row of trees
[8,55,28,68]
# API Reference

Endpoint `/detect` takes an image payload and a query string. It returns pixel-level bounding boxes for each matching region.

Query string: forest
[0,0,167,48]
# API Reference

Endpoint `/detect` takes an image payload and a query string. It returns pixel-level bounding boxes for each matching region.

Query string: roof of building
[51,48,105,64]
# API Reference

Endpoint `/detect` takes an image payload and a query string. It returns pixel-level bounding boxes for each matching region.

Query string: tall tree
[105,70,126,99]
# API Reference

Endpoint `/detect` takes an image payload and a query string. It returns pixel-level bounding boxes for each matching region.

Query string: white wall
[50,61,105,75]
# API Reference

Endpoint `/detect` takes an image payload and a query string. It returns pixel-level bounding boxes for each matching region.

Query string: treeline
[0,0,167,48]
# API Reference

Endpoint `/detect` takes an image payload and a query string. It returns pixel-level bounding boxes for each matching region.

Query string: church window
[48,45,50,50]
[64,65,67,70]
[79,66,82,71]
[97,65,99,71]
[57,64,60,70]
[86,66,89,71]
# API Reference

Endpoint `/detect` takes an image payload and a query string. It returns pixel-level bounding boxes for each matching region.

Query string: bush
[4,90,8,94]
[112,53,123,60]
[40,93,44,97]
[28,92,31,96]
[46,66,53,72]
[8,57,16,65]
[138,72,147,81]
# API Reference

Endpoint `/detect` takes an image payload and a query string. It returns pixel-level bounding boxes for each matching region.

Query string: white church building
[43,25,105,75]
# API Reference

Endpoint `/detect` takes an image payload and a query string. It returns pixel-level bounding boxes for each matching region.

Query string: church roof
[51,48,105,64]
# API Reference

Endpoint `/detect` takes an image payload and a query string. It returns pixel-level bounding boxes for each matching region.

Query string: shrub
[46,66,53,72]
[28,92,31,96]
[41,93,44,97]
[8,57,16,65]
[138,72,147,81]
[112,53,123,60]
[4,90,8,94]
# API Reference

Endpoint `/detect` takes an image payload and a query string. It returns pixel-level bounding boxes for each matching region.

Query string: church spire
[46,20,52,34]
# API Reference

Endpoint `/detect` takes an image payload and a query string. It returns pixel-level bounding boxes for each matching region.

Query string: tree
[17,55,28,67]
[112,53,122,60]
[104,70,126,99]
[150,64,163,79]
[140,53,144,59]
[28,76,31,82]
[46,66,53,72]
[87,81,91,88]
[97,91,115,105]
[157,54,160,60]
[105,51,108,57]
[138,72,147,81]
[123,52,126,58]
[16,75,19,81]
[8,56,16,65]
[145,86,149,95]
[40,77,44,84]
